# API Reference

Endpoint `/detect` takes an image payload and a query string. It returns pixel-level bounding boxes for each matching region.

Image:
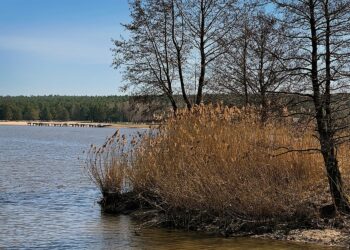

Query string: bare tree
[170,0,193,109]
[211,11,288,121]
[113,0,179,114]
[177,0,239,105]
[210,10,252,105]
[114,0,242,110]
[248,13,288,122]
[273,0,350,213]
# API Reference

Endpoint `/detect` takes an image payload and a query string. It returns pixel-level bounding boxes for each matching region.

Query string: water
[0,126,337,249]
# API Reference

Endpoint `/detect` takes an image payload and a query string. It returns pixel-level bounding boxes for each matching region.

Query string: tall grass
[87,104,350,221]
[85,130,128,196]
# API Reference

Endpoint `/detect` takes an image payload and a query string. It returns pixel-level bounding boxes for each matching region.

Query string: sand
[0,121,28,126]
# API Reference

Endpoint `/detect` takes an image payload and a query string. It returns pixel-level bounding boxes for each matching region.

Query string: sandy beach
[0,121,28,126]
[0,121,154,129]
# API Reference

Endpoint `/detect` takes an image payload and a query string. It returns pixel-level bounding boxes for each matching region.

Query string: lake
[0,126,335,249]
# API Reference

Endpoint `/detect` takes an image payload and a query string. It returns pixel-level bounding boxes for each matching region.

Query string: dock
[27,122,111,128]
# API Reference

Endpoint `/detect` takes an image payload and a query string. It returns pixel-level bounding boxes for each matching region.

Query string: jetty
[27,122,111,128]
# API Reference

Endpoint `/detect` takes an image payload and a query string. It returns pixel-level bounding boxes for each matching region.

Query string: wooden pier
[27,122,111,128]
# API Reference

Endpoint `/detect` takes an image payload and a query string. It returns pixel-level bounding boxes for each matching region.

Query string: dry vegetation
[85,130,129,196]
[86,105,350,224]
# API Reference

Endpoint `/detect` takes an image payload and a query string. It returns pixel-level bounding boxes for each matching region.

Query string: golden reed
[86,104,350,220]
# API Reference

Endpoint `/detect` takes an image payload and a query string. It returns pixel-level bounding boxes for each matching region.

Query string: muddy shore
[136,211,350,248]
[99,192,350,248]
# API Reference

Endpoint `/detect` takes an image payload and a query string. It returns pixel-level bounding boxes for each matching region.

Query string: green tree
[70,104,81,121]
[11,105,23,120]
[23,106,40,120]
[79,106,90,121]
[56,106,70,121]
[2,104,13,120]
[40,106,53,121]
[90,104,107,122]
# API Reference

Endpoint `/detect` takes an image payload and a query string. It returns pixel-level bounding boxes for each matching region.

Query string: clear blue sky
[0,0,130,96]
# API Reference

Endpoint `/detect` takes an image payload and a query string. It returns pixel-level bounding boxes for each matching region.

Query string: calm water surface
[0,126,338,249]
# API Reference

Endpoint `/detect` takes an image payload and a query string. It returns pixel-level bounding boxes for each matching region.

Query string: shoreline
[120,208,350,248]
[99,192,350,248]
[0,120,155,129]
[86,105,350,249]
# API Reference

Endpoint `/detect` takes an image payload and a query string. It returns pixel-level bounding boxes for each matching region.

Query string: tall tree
[171,0,192,109]
[40,106,53,121]
[56,105,70,121]
[113,0,179,114]
[23,106,40,120]
[177,0,239,104]
[211,10,288,121]
[247,13,287,122]
[2,104,13,120]
[273,0,350,213]
[11,105,23,120]
[113,0,240,110]
[210,7,253,105]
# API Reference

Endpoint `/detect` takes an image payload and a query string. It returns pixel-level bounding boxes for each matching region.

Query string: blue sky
[0,0,130,96]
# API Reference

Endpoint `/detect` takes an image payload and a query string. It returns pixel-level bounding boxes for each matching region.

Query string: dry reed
[85,130,129,195]
[87,104,350,221]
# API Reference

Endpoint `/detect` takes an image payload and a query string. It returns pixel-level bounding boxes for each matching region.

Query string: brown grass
[85,130,128,195]
[86,104,350,221]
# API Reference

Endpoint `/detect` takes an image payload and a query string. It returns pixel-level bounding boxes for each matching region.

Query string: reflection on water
[0,126,338,249]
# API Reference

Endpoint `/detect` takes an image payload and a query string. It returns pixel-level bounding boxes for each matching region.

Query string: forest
[0,96,130,122]
[0,95,160,122]
[0,94,256,122]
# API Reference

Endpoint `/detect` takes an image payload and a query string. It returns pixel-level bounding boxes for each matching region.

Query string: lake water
[0,126,337,249]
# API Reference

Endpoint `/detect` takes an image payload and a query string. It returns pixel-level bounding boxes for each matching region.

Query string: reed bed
[86,104,350,222]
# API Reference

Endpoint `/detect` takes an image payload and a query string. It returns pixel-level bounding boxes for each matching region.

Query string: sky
[0,0,130,96]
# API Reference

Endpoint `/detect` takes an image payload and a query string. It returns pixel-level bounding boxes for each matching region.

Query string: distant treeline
[0,94,315,123]
[0,96,162,122]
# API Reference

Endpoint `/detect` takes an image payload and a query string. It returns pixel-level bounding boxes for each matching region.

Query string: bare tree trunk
[178,53,192,110]
[320,137,350,212]
[322,0,350,213]
[242,28,249,106]
[309,0,350,213]
[260,87,268,123]
[196,0,206,105]
[258,32,267,123]
[168,95,178,116]
[171,0,192,110]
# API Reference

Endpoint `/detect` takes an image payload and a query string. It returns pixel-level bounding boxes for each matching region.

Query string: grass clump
[86,104,350,227]
[85,130,128,196]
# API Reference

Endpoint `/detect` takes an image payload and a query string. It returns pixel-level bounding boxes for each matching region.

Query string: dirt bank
[99,192,350,248]
[134,209,350,248]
